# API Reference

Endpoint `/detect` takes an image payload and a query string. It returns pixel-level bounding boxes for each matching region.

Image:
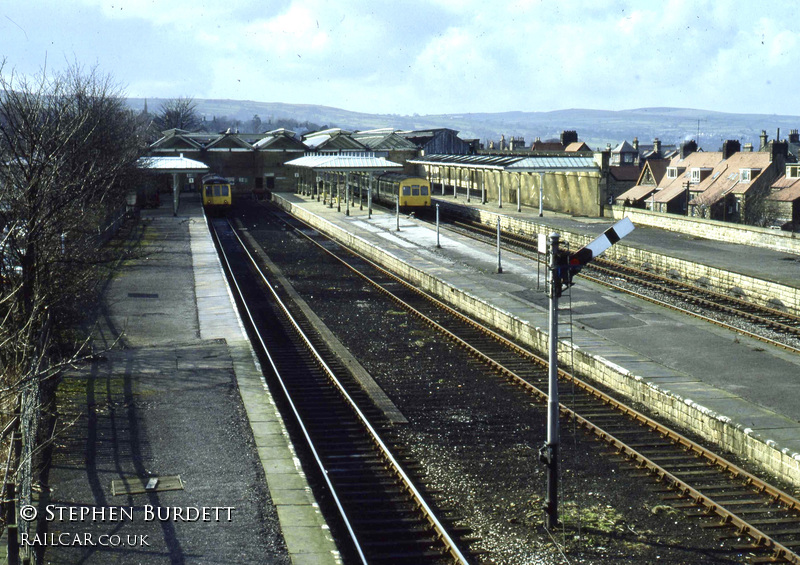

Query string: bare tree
[0,60,149,534]
[250,114,262,133]
[153,96,202,132]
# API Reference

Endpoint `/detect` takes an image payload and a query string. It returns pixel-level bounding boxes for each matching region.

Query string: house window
[788,165,800,178]
[667,167,678,179]
[691,168,712,183]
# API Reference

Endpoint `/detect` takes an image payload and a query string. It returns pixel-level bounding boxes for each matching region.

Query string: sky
[2,0,799,117]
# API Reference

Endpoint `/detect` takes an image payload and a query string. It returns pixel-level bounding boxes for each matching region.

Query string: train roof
[201,173,230,184]
[376,172,428,182]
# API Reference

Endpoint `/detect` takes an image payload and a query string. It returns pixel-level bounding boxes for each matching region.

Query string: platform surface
[41,193,339,564]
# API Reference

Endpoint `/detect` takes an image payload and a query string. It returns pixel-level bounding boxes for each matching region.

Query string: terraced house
[618,138,788,225]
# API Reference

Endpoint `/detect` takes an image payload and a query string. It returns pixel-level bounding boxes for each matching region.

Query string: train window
[220,186,229,197]
[213,185,221,197]
[403,186,411,196]
[412,185,420,196]
[421,186,429,195]
[205,187,213,197]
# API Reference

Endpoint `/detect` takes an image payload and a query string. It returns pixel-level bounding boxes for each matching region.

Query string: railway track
[208,217,474,564]
[433,214,800,353]
[268,204,800,564]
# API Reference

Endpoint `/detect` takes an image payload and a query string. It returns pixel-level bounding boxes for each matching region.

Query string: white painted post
[496,217,502,273]
[345,173,350,216]
[436,203,441,248]
[538,171,545,217]
[498,171,503,208]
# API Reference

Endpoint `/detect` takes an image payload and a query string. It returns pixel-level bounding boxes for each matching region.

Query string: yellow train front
[375,173,431,212]
[201,174,232,214]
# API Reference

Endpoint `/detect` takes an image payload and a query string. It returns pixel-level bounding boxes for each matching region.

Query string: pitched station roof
[352,130,418,151]
[284,152,403,172]
[409,154,598,172]
[137,156,210,173]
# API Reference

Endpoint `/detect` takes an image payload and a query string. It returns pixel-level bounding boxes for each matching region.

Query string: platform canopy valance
[285,152,404,173]
[409,154,599,173]
[137,155,210,174]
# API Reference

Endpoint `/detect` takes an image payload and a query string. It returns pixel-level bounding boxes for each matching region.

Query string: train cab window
[403,186,411,196]
[412,185,420,196]
[205,187,213,197]
[421,186,429,196]
[220,186,229,197]
[213,185,221,197]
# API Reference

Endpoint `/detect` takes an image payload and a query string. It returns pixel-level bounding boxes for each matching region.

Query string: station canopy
[137,155,210,174]
[285,152,404,173]
[409,154,598,173]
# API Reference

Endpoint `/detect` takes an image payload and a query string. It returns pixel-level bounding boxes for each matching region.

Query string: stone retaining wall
[607,205,800,255]
[272,194,800,490]
[439,201,800,317]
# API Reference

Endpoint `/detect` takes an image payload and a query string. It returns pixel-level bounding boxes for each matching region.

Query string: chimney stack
[653,138,661,156]
[680,139,697,159]
[760,130,768,151]
[789,129,800,144]
[632,137,639,151]
[560,130,578,146]
[722,139,740,160]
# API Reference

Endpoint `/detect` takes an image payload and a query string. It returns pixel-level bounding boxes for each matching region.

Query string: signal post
[540,218,634,530]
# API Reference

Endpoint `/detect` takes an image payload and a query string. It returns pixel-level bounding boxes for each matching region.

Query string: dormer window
[739,168,761,182]
[690,167,712,183]
[667,167,678,179]
[787,165,800,178]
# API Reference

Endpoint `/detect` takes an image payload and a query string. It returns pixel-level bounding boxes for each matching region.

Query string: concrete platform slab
[41,194,339,564]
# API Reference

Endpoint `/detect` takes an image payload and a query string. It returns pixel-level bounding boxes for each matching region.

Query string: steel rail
[278,206,800,564]
[443,217,800,354]
[590,258,800,333]
[209,220,369,564]
[577,269,800,354]
[215,218,470,565]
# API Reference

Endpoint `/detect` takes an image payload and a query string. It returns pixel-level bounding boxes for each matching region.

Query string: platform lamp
[540,218,634,530]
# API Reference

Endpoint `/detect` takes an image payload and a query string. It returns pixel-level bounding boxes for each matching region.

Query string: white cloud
[4,0,800,115]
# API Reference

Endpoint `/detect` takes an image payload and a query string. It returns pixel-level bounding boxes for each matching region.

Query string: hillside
[129,98,800,151]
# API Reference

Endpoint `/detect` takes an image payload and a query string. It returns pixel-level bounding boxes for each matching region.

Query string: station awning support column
[172,173,180,216]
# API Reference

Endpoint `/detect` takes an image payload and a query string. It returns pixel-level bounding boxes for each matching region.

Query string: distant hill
[129,98,800,151]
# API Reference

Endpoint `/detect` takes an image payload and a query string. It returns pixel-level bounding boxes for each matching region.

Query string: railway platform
[273,191,800,490]
[430,193,800,291]
[41,193,339,564]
